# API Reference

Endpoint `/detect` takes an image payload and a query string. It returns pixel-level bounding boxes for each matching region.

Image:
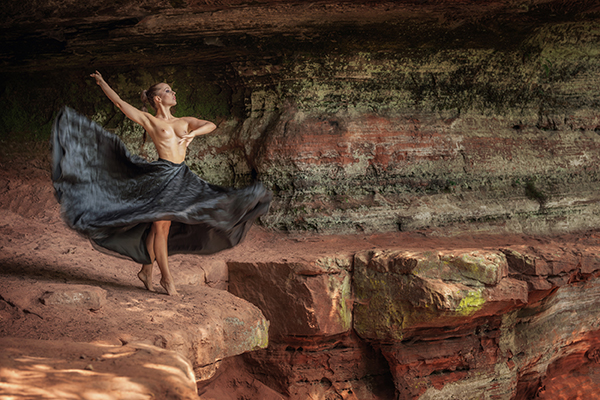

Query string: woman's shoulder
[145,112,183,126]
[179,116,201,123]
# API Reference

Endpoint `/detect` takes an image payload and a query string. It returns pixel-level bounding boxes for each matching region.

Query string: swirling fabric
[52,107,271,264]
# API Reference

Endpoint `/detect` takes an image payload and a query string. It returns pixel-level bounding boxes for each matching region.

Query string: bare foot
[138,265,154,291]
[160,279,179,296]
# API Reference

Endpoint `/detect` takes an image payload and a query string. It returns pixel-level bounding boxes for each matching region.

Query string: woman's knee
[153,220,171,236]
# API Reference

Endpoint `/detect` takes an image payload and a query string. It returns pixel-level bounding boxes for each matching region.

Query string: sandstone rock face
[2,163,600,398]
[0,204,270,392]
[228,233,600,399]
[228,254,353,340]
[243,334,396,400]
[2,0,600,236]
[352,249,525,342]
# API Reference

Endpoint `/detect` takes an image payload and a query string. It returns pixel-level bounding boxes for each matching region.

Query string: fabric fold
[52,107,272,264]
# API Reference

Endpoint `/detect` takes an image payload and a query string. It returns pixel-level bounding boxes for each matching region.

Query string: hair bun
[140,90,148,103]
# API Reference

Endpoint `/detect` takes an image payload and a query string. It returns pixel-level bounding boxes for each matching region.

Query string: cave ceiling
[1,0,599,74]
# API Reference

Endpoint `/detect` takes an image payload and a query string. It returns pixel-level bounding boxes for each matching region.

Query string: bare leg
[153,220,178,296]
[138,227,156,291]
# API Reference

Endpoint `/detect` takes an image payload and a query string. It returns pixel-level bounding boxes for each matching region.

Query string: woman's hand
[178,133,195,148]
[178,119,217,147]
[180,118,217,147]
[90,71,105,85]
[89,70,149,128]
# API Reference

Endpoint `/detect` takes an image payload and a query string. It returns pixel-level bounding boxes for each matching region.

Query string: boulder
[228,254,353,340]
[353,249,527,342]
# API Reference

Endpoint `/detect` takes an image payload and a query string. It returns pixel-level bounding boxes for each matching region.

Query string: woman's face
[155,83,177,106]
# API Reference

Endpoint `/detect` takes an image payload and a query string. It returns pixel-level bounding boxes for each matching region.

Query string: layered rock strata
[229,233,600,399]
[1,163,600,398]
[2,0,600,235]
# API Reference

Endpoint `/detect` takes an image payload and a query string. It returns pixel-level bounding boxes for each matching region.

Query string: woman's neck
[155,105,174,120]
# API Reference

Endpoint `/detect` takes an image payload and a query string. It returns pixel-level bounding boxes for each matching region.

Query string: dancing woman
[52,72,271,295]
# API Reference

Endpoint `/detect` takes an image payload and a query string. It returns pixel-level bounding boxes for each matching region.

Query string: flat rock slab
[0,337,198,400]
[228,254,353,339]
[0,273,269,380]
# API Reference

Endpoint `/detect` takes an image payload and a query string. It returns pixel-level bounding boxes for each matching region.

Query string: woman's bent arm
[178,117,217,146]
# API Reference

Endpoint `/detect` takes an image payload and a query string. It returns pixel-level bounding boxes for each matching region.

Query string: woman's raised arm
[90,71,150,127]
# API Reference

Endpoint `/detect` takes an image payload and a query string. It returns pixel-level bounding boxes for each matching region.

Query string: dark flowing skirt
[51,107,272,264]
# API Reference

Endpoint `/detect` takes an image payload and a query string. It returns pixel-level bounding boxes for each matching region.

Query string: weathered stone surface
[0,337,198,400]
[0,256,269,382]
[535,332,600,400]
[3,177,600,399]
[228,254,353,339]
[353,249,526,342]
[197,356,287,400]
[346,245,600,399]
[256,106,600,234]
[414,278,600,400]
[2,1,600,398]
[483,278,529,309]
[243,334,396,400]
[221,233,599,398]
[168,257,229,290]
[510,279,600,399]
[380,321,504,399]
[39,284,107,310]
[502,242,600,291]
[438,250,508,285]
[182,288,270,369]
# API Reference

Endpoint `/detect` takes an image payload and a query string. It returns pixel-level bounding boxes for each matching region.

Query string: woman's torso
[145,116,189,164]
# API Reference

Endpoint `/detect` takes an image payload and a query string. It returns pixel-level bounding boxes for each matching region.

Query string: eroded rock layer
[1,160,600,398]
[228,234,600,399]
[2,0,600,234]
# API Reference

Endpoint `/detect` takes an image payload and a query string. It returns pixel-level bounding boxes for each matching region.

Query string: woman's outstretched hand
[90,71,105,85]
